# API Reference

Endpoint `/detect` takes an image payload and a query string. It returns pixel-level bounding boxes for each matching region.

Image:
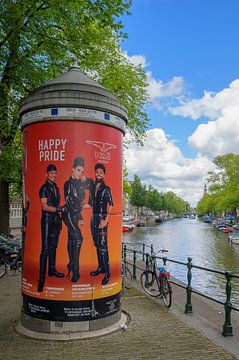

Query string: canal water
[123,217,239,306]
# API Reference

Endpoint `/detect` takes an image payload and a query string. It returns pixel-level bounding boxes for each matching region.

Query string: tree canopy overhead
[0,0,148,148]
[0,0,149,233]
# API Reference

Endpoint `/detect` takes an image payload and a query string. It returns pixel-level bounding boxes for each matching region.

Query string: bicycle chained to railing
[0,248,22,279]
[140,249,172,307]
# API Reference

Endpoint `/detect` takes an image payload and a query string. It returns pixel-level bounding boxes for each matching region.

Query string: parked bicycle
[140,249,172,307]
[122,261,133,291]
[0,249,22,278]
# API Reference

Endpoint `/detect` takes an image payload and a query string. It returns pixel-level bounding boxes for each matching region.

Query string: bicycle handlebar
[156,249,168,254]
[150,249,168,257]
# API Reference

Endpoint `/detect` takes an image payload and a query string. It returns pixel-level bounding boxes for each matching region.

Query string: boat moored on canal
[228,232,239,244]
[122,224,135,233]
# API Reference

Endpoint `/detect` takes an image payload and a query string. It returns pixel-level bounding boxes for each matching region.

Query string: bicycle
[0,249,22,278]
[121,261,133,290]
[140,249,172,307]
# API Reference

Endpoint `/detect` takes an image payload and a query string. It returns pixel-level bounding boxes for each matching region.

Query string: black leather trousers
[91,216,110,276]
[39,214,62,281]
[63,212,83,276]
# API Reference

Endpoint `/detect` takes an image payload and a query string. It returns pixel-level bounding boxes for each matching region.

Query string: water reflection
[123,218,239,305]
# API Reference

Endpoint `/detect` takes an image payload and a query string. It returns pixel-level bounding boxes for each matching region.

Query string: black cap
[46,164,57,172]
[95,163,106,173]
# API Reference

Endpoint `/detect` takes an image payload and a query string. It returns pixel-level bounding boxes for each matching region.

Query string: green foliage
[0,130,22,196]
[123,168,132,196]
[162,191,189,214]
[145,185,163,212]
[129,175,189,215]
[197,153,239,215]
[130,175,147,209]
[0,0,149,195]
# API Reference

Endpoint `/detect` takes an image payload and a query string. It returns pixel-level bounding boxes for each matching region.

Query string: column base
[16,310,127,340]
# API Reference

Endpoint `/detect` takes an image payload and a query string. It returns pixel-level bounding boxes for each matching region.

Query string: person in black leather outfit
[89,163,113,285]
[37,164,64,293]
[62,157,93,282]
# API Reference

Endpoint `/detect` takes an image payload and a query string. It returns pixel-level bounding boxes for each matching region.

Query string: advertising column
[21,114,123,323]
[19,62,128,337]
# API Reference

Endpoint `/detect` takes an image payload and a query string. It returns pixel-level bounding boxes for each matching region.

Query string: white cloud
[125,52,185,105]
[125,128,215,206]
[168,79,239,157]
[170,79,239,120]
[189,105,239,157]
[147,73,184,100]
[124,52,148,68]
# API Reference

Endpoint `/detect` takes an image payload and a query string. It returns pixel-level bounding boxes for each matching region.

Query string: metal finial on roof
[70,55,80,70]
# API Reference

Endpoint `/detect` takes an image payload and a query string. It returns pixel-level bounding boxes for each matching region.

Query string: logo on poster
[86,140,117,161]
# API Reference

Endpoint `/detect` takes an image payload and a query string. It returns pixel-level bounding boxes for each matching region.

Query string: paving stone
[0,274,236,360]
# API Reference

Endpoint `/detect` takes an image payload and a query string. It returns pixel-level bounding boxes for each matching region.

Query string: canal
[123,217,239,306]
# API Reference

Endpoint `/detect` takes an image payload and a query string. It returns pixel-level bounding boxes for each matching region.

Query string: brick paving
[0,273,237,360]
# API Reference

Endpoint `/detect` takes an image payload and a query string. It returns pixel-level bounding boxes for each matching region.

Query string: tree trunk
[0,179,10,234]
[232,208,237,224]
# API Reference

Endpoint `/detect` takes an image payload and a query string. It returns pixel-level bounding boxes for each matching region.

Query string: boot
[48,248,64,278]
[101,250,111,285]
[71,273,80,282]
[90,249,105,276]
[71,244,81,282]
[48,271,65,278]
[37,277,45,292]
[90,267,105,276]
[38,251,47,292]
[102,273,111,285]
[67,240,74,278]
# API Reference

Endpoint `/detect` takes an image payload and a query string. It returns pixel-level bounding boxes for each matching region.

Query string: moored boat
[122,224,135,233]
[228,232,239,244]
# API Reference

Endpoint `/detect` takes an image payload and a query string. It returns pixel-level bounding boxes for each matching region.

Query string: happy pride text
[38,138,67,162]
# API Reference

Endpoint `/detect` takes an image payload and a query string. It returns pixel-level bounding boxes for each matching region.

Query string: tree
[130,175,147,214]
[123,168,132,196]
[162,191,188,215]
[145,185,163,212]
[0,0,149,233]
[197,154,239,220]
[129,176,188,216]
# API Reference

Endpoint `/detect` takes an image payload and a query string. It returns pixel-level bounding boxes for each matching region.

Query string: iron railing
[122,242,239,337]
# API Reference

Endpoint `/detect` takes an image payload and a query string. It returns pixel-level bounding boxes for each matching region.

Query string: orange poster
[22,121,122,321]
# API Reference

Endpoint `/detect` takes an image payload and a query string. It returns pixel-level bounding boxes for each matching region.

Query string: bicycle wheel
[140,271,160,297]
[124,266,132,289]
[161,276,172,308]
[0,260,7,278]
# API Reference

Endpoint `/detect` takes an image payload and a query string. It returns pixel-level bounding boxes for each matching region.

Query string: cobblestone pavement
[0,273,237,360]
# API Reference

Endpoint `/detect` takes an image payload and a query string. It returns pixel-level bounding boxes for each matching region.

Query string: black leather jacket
[64,177,93,220]
[39,180,60,220]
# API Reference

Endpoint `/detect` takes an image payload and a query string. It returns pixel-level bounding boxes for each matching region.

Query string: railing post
[142,244,145,261]
[222,271,233,336]
[150,244,153,255]
[145,253,149,270]
[162,257,167,267]
[123,244,127,267]
[133,250,137,279]
[145,253,150,287]
[185,257,193,314]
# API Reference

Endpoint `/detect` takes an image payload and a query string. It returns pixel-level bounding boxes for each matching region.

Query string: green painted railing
[122,242,239,337]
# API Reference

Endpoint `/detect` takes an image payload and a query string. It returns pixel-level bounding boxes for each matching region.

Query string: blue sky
[121,0,239,206]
